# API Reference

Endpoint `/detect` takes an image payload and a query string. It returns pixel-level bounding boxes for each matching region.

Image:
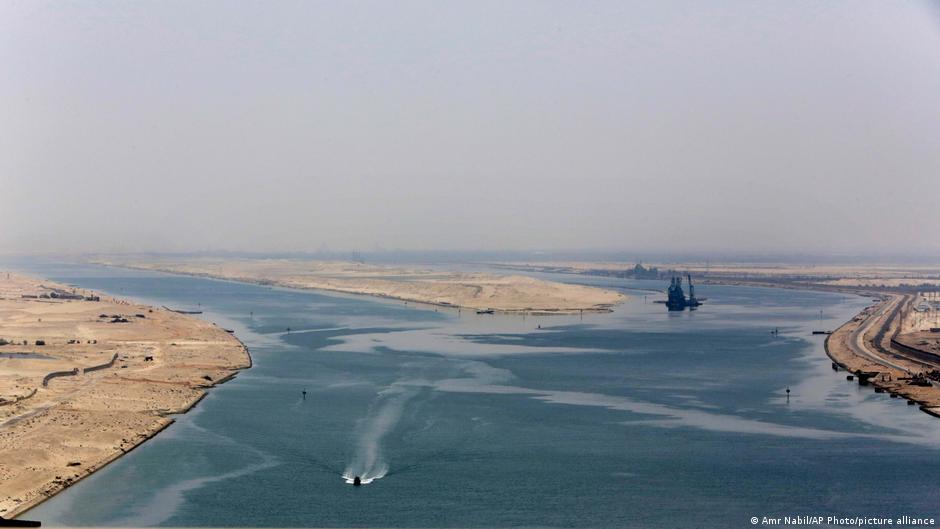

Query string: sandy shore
[824,293,940,417]
[0,272,250,518]
[98,259,626,314]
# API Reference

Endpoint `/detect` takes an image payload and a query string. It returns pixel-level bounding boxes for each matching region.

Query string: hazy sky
[2,1,939,256]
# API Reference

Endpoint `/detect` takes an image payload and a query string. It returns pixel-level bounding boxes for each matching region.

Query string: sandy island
[0,272,250,518]
[98,259,626,314]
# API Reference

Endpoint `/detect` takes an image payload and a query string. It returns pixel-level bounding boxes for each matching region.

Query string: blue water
[10,260,940,528]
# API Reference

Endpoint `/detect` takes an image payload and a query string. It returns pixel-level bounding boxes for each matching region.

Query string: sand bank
[0,273,250,518]
[98,259,626,314]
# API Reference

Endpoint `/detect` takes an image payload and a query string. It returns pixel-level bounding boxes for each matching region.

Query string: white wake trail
[343,383,419,484]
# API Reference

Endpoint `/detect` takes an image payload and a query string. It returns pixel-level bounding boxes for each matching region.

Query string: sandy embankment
[0,273,250,518]
[824,295,940,416]
[99,259,626,314]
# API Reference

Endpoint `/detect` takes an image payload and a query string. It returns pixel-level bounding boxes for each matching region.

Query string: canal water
[11,261,940,528]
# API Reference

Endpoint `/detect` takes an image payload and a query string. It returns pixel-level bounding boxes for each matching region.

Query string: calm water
[10,261,940,528]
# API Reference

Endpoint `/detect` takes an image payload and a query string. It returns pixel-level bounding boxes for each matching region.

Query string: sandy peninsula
[0,272,250,519]
[98,259,626,314]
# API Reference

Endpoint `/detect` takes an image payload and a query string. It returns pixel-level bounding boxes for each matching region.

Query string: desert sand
[0,272,250,518]
[99,259,626,314]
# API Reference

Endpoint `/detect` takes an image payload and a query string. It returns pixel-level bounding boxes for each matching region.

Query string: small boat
[476,309,495,315]
[353,476,361,486]
[812,331,833,335]
[855,370,878,386]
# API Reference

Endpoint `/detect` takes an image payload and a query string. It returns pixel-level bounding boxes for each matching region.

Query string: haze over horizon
[3,1,939,257]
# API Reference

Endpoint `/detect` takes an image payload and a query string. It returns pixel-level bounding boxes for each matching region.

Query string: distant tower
[686,274,701,309]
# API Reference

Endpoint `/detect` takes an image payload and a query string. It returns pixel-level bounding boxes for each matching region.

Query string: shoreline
[0,273,252,519]
[16,414,177,521]
[8,264,936,519]
[823,294,940,420]
[685,274,940,420]
[97,260,625,314]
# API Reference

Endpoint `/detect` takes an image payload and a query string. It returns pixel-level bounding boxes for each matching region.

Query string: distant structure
[49,290,83,300]
[632,263,660,279]
[665,274,703,311]
[580,262,661,280]
[666,276,686,310]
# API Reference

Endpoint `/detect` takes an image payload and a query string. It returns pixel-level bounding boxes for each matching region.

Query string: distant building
[632,263,660,279]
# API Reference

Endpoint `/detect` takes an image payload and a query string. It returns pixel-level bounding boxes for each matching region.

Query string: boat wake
[342,383,419,485]
[341,473,380,485]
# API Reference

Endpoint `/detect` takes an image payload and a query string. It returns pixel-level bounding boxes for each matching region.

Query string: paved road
[848,294,913,374]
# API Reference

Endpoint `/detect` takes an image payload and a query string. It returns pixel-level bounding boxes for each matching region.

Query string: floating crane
[665,276,686,311]
[663,274,704,311]
[686,274,702,309]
